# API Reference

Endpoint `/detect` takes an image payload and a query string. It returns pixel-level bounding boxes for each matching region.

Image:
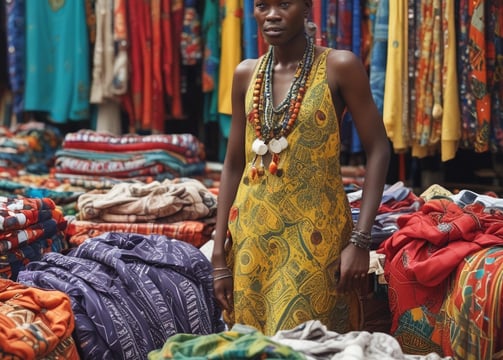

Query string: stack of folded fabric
[0,121,62,175]
[54,130,207,186]
[0,196,68,280]
[66,177,217,248]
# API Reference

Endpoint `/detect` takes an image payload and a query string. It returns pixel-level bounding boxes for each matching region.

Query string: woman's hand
[212,267,234,312]
[335,243,370,294]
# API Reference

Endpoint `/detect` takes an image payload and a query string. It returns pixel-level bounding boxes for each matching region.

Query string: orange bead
[268,161,277,174]
[250,166,258,179]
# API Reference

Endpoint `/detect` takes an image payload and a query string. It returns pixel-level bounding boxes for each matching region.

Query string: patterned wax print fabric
[226,49,361,336]
[0,279,79,359]
[18,232,224,359]
[389,246,503,359]
[148,324,305,360]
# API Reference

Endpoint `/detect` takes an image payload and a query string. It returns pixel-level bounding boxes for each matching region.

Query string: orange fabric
[66,219,214,248]
[125,0,143,130]
[0,279,79,359]
[169,0,184,118]
[161,0,173,96]
[139,0,153,129]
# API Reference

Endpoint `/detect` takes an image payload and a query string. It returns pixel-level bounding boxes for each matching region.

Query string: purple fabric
[18,232,224,360]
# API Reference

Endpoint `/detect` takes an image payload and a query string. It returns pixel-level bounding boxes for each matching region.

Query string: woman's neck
[270,34,308,67]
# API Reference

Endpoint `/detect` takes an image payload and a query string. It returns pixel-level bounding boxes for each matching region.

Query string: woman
[212,0,390,336]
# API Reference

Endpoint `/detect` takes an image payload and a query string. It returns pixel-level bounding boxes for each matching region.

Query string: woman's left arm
[328,49,391,292]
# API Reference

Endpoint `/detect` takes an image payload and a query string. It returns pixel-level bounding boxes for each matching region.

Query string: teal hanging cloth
[24,0,90,123]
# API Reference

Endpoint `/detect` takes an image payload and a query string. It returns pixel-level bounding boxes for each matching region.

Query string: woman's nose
[264,7,281,20]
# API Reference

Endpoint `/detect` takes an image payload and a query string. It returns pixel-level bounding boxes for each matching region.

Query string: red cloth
[378,199,503,333]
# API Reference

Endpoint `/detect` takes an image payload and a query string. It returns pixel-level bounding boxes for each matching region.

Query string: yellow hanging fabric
[218,0,242,116]
[382,0,408,152]
[440,0,461,161]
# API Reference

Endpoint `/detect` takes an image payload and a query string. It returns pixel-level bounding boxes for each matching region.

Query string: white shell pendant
[278,136,288,151]
[268,138,282,154]
[252,138,268,156]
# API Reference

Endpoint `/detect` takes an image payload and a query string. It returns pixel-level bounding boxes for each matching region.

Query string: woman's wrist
[349,229,372,250]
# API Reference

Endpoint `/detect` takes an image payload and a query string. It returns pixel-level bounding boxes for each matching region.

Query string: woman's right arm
[211,59,255,310]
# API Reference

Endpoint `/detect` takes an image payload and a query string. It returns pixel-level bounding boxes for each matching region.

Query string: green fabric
[148,327,305,360]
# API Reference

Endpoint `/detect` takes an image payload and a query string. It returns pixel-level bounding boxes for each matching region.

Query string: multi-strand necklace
[249,35,315,178]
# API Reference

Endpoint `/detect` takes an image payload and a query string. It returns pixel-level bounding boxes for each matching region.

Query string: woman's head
[254,0,313,45]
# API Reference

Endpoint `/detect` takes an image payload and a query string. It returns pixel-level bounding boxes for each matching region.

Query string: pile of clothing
[0,196,68,281]
[66,178,217,247]
[0,279,79,359]
[17,232,225,359]
[0,122,62,175]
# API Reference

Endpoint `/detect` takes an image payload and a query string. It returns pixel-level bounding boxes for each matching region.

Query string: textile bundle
[65,218,214,248]
[54,130,207,184]
[0,196,68,281]
[379,198,503,357]
[0,278,79,360]
[76,178,217,223]
[17,232,225,360]
[0,122,62,175]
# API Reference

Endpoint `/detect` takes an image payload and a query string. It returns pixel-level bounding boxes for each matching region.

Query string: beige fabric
[78,179,218,223]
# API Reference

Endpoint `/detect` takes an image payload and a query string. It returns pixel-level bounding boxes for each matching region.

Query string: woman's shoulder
[233,57,262,92]
[323,47,367,85]
[324,48,362,68]
[235,58,260,76]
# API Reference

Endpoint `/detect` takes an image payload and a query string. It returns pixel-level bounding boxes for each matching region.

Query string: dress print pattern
[227,49,361,336]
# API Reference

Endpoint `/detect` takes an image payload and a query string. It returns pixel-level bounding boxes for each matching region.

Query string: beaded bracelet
[213,274,233,281]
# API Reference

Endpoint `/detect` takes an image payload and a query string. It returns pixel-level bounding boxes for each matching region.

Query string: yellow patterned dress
[226,49,361,336]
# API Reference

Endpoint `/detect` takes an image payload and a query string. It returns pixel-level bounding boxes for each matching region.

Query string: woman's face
[253,0,310,45]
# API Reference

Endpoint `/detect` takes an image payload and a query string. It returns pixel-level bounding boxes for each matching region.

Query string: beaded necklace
[249,35,315,178]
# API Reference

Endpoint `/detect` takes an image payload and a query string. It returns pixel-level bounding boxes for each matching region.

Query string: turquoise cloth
[24,0,90,123]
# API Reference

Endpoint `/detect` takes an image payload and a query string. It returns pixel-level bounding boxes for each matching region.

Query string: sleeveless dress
[227,49,361,336]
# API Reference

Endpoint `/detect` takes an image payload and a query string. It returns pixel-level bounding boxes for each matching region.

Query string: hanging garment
[439,0,461,161]
[382,0,409,152]
[218,0,241,117]
[5,0,25,121]
[201,0,220,124]
[168,0,184,119]
[24,0,90,123]
[488,1,503,152]
[412,0,443,155]
[242,0,258,59]
[468,0,491,152]
[369,0,389,116]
